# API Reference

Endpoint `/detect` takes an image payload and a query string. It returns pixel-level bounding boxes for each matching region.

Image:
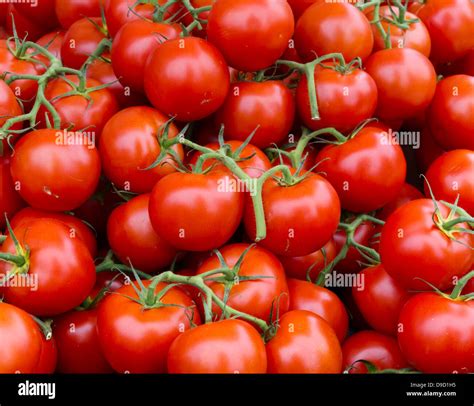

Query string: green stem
[450,270,474,299]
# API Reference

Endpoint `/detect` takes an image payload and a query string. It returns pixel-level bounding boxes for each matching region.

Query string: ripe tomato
[244,171,340,257]
[398,293,474,373]
[99,106,183,193]
[10,129,101,211]
[34,336,57,374]
[287,0,324,20]
[149,170,244,251]
[0,78,22,148]
[342,330,408,374]
[295,3,373,62]
[425,150,474,214]
[0,154,25,230]
[168,319,266,373]
[378,183,424,220]
[365,48,436,121]
[35,31,65,65]
[428,75,474,151]
[352,265,410,336]
[0,218,96,316]
[266,310,342,373]
[55,0,103,29]
[97,280,200,373]
[207,0,294,72]
[380,199,474,291]
[416,127,445,173]
[0,302,44,373]
[316,125,406,213]
[196,243,289,322]
[214,81,295,149]
[144,37,230,122]
[54,309,113,373]
[296,64,377,133]
[107,194,177,273]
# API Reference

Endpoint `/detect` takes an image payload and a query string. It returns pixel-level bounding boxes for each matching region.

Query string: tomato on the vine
[55,0,103,29]
[0,154,25,230]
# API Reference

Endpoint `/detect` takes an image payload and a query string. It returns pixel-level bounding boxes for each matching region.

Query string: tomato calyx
[0,217,30,276]
[344,359,419,375]
[450,270,474,302]
[31,316,53,341]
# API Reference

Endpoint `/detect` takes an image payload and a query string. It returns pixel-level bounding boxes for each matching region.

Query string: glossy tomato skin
[342,330,408,374]
[316,126,406,213]
[296,65,377,133]
[398,293,474,373]
[10,129,101,212]
[53,309,113,373]
[196,244,289,322]
[34,336,58,374]
[107,194,177,273]
[149,170,244,252]
[425,150,474,214]
[207,0,294,72]
[352,265,410,336]
[365,48,436,121]
[55,0,103,28]
[295,3,373,63]
[0,302,44,373]
[97,281,201,373]
[214,81,295,149]
[144,37,230,122]
[0,219,96,316]
[0,154,25,230]
[245,172,340,257]
[168,319,266,373]
[380,199,474,291]
[99,106,183,193]
[428,75,474,151]
[111,20,181,93]
[266,310,342,373]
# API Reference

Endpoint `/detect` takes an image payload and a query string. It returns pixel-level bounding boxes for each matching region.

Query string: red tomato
[97,281,201,373]
[378,183,424,220]
[99,106,183,193]
[55,0,103,28]
[380,199,474,291]
[34,336,57,374]
[442,48,474,76]
[365,48,436,121]
[353,265,410,336]
[168,319,266,373]
[415,127,445,173]
[207,0,294,72]
[0,77,23,148]
[54,309,113,373]
[0,218,96,316]
[10,129,101,212]
[428,75,474,151]
[35,31,65,67]
[214,81,295,149]
[295,3,373,63]
[87,270,125,301]
[266,310,342,373]
[342,330,408,373]
[0,154,25,230]
[398,293,474,373]
[107,194,177,273]
[287,0,324,20]
[149,170,244,251]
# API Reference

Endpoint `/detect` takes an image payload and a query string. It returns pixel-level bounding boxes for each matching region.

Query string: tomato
[378,183,424,220]
[279,239,337,281]
[10,129,101,212]
[207,0,294,72]
[0,302,44,373]
[0,218,96,316]
[428,75,474,151]
[266,310,342,373]
[425,150,474,214]
[442,48,474,76]
[112,20,181,94]
[87,270,125,301]
[287,0,324,20]
[55,0,103,28]
[34,336,57,374]
[97,280,200,373]
[416,127,445,173]
[107,194,177,274]
[54,309,113,373]
[39,75,119,139]
[352,265,410,337]
[0,154,25,230]
[295,3,373,63]
[34,31,65,70]
[214,81,295,149]
[149,170,244,252]
[244,171,340,257]
[365,48,436,121]
[144,37,230,122]
[415,0,474,64]
[296,64,377,133]
[398,293,474,373]
[316,125,406,213]
[196,243,289,322]
[342,330,408,374]
[380,199,474,291]
[99,106,183,193]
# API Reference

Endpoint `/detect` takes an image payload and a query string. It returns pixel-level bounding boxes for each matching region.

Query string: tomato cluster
[0,0,473,375]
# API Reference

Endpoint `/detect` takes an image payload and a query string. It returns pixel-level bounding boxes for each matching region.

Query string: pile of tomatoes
[0,0,473,375]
